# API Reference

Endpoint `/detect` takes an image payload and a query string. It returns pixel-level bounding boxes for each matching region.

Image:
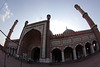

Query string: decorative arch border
[51,47,62,52]
[31,46,40,51]
[92,39,97,44]
[63,46,73,51]
[84,41,92,47]
[74,43,83,48]
[20,29,41,44]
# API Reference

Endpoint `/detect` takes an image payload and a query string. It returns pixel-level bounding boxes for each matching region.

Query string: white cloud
[0,3,13,22]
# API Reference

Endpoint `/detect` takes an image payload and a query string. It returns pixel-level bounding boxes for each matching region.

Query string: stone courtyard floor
[0,50,100,67]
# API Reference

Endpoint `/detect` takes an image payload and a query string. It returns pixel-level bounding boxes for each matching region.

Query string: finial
[74,4,80,10]
[14,20,18,24]
[25,21,28,24]
[15,20,18,22]
[47,14,51,21]
[25,21,28,27]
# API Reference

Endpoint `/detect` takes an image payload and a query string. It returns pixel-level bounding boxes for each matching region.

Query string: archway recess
[19,29,41,57]
[92,41,98,51]
[31,47,40,61]
[75,45,83,59]
[85,43,91,55]
[64,47,73,61]
[52,48,62,62]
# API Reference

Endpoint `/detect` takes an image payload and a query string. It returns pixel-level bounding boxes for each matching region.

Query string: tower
[45,14,51,61]
[75,4,100,48]
[4,20,18,48]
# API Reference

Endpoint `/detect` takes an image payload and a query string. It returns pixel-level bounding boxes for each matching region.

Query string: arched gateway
[17,16,51,63]
[19,29,41,58]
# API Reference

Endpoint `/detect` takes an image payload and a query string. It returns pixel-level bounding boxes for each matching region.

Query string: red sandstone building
[4,4,100,63]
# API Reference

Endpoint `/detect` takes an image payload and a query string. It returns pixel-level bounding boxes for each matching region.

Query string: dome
[63,29,75,34]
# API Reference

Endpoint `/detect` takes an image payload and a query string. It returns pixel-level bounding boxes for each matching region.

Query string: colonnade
[51,41,99,62]
[6,47,17,56]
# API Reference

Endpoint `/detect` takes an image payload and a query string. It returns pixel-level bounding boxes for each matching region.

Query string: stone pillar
[40,15,51,63]
[96,43,99,51]
[40,30,46,62]
[17,46,20,54]
[50,52,52,62]
[62,51,65,62]
[83,47,87,57]
[73,49,77,60]
[11,48,13,55]
[14,49,16,56]
[90,45,95,54]
[6,47,8,53]
[8,47,10,53]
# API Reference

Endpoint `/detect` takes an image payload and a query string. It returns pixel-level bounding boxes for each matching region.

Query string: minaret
[24,21,28,27]
[7,20,18,38]
[4,20,18,47]
[75,4,100,48]
[46,14,51,61]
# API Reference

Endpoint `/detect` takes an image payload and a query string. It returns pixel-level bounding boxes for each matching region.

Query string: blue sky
[0,0,100,46]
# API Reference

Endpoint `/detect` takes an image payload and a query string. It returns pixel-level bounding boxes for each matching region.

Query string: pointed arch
[19,29,41,56]
[92,40,99,51]
[52,48,62,62]
[85,42,92,55]
[75,45,83,59]
[64,47,73,61]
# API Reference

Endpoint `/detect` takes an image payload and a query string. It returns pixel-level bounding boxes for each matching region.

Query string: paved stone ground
[0,50,100,67]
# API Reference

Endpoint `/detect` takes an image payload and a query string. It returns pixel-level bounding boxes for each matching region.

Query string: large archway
[75,45,83,59]
[64,47,73,61]
[19,29,41,57]
[85,43,91,55]
[31,47,40,61]
[52,48,62,62]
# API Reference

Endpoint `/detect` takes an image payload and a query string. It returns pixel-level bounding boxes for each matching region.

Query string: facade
[5,5,100,63]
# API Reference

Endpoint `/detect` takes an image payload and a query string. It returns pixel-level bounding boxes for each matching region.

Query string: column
[96,43,99,51]
[17,46,20,54]
[8,47,10,53]
[11,48,12,55]
[62,51,64,62]
[90,45,94,54]
[83,47,87,57]
[50,52,52,62]
[6,47,8,53]
[14,49,16,56]
[73,49,77,60]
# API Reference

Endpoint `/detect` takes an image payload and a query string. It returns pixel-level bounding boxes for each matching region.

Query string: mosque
[4,4,100,63]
